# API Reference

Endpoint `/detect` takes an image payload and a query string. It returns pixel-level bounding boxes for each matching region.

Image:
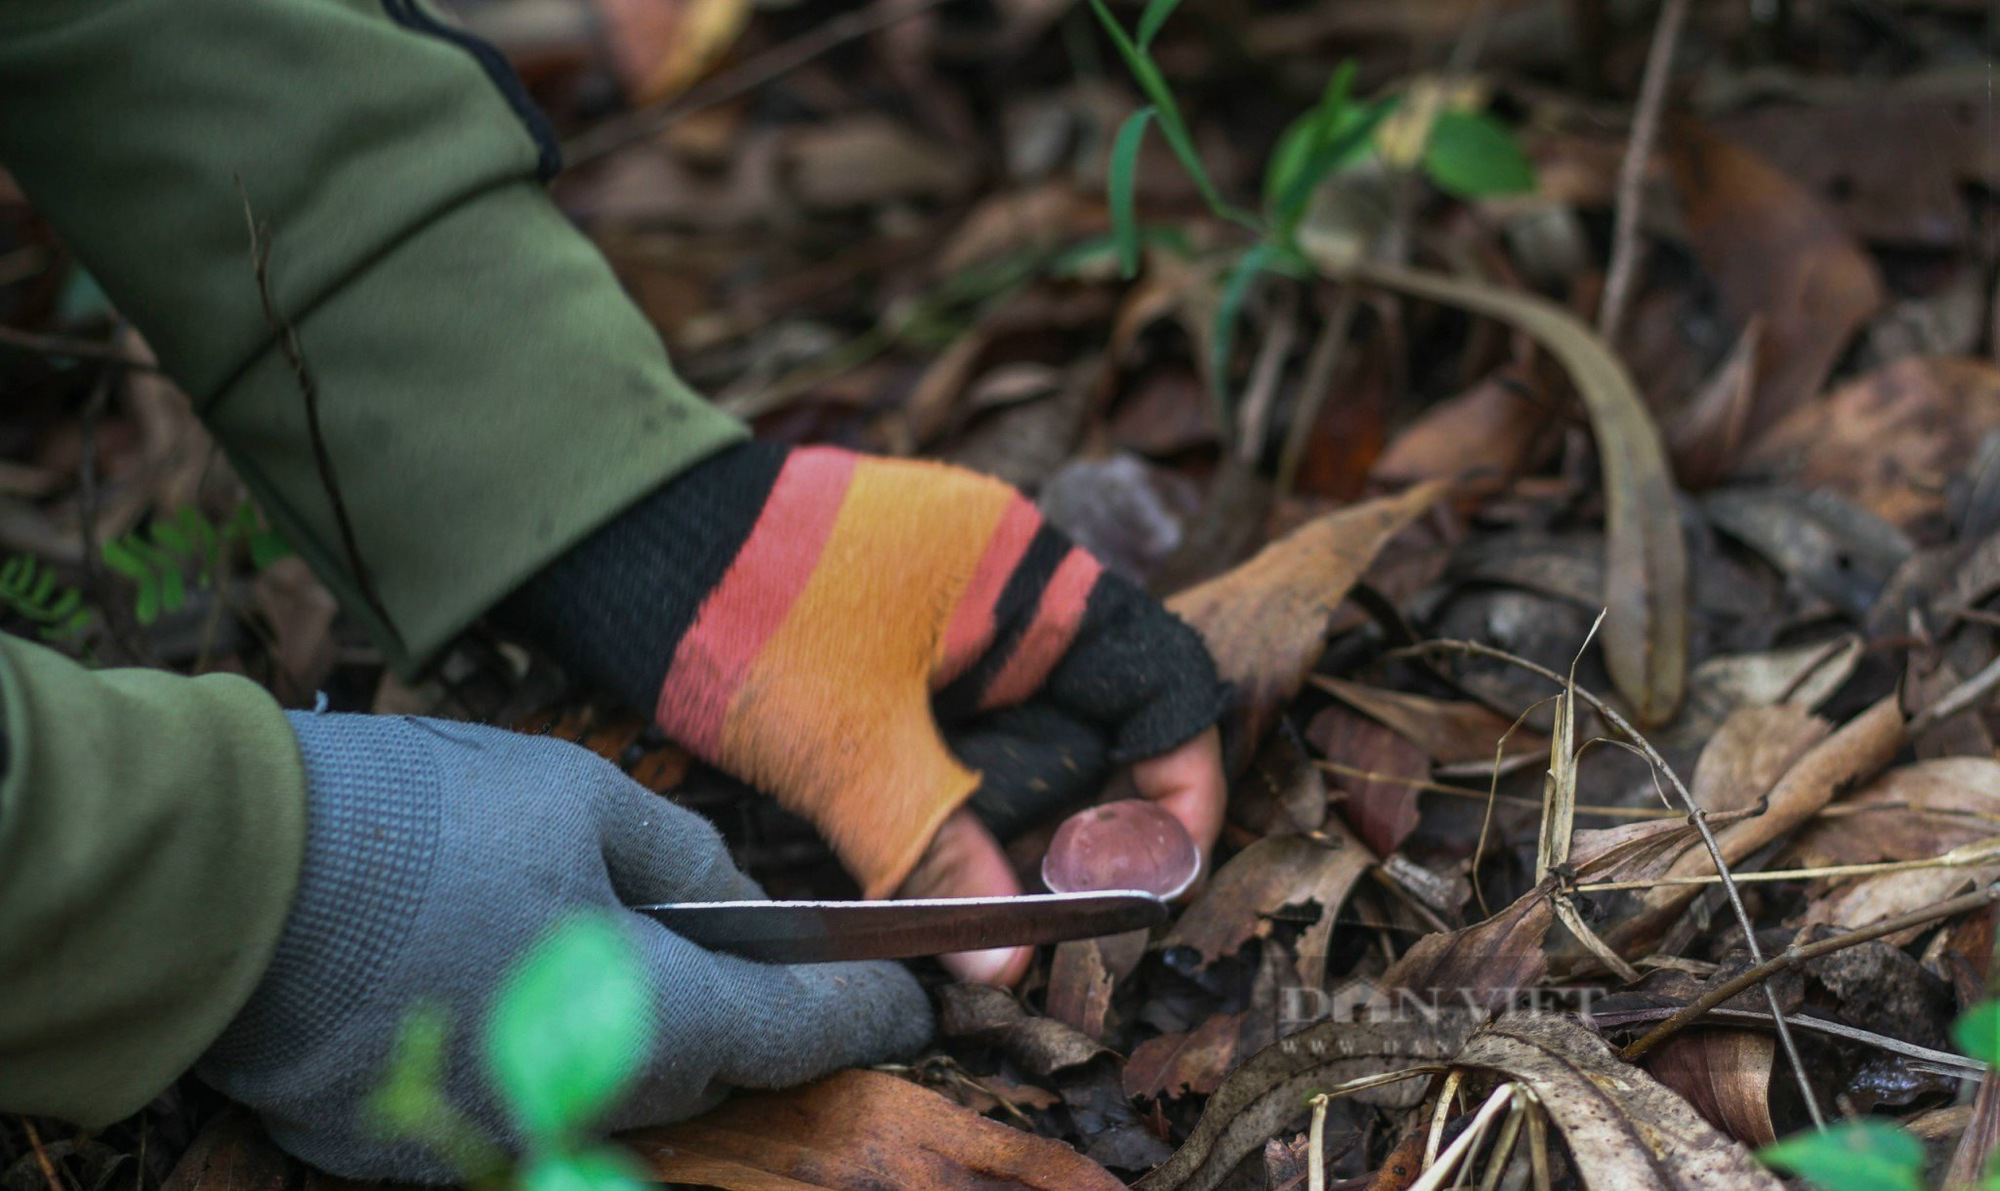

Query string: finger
[1129,726,1227,872]
[594,772,764,906]
[894,808,1033,986]
[952,701,1111,841]
[611,915,932,1127]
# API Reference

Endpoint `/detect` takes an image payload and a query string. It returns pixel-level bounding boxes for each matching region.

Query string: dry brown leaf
[1455,1014,1783,1190]
[1369,371,1550,495]
[596,0,751,104]
[1666,317,1763,490]
[161,1108,296,1191]
[1167,480,1447,751]
[1645,1029,1776,1147]
[1792,757,2000,867]
[629,1069,1125,1191]
[1375,881,1555,1012]
[936,983,1109,1077]
[1611,697,1902,952]
[1125,1011,1248,1101]
[1308,704,1425,856]
[1689,704,1832,815]
[1162,829,1371,969]
[1744,356,2000,533]
[1132,1016,1476,1191]
[1669,122,1886,439]
[782,114,974,210]
[1802,865,2000,939]
[1312,675,1551,766]
[252,557,340,704]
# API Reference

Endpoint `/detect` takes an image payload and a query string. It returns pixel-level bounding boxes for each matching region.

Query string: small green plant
[1088,0,1534,410]
[372,911,656,1191]
[100,503,292,624]
[0,554,90,642]
[1758,999,2000,1190]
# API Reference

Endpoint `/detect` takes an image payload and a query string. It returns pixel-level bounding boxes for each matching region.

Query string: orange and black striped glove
[496,444,1227,914]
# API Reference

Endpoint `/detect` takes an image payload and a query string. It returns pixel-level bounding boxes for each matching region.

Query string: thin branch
[1595,0,1691,343]
[1577,838,2000,892]
[238,187,403,654]
[1617,883,2000,1061]
[1395,636,1827,1128]
[0,325,162,373]
[1909,650,2000,738]
[563,0,955,170]
[1315,760,1677,819]
[1589,1004,1985,1075]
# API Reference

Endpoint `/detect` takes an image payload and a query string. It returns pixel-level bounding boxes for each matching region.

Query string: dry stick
[239,191,403,655]
[1394,636,1828,1129]
[1620,883,2000,1062]
[0,325,161,373]
[1910,650,2000,738]
[19,1119,64,1191]
[563,0,955,168]
[1595,0,1691,343]
[1577,840,2000,893]
[1274,287,1359,496]
[1315,759,1677,819]
[1591,1004,1984,1075]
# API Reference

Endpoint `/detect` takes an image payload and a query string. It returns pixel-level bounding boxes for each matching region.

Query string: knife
[635,890,1168,963]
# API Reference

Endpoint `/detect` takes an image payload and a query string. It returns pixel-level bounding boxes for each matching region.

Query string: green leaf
[100,537,159,624]
[520,1147,651,1191]
[1109,107,1155,279]
[1211,241,1276,398]
[1758,1120,1925,1191]
[1421,110,1535,198]
[369,1002,456,1140]
[1135,0,1183,48]
[1085,0,1244,227]
[1955,1000,2000,1067]
[487,912,653,1143]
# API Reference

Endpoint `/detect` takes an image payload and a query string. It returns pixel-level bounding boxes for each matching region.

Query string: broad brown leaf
[1162,829,1371,969]
[629,1069,1124,1191]
[1669,121,1885,440]
[1166,480,1447,752]
[1646,1029,1776,1147]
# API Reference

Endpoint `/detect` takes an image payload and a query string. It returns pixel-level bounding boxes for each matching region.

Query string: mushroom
[1040,799,1200,900]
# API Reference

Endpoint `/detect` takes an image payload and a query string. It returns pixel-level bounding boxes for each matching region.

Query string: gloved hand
[496,443,1230,982]
[196,710,931,1183]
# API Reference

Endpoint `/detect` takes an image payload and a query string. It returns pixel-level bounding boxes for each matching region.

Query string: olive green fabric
[0,0,751,1125]
[0,635,307,1123]
[0,0,748,665]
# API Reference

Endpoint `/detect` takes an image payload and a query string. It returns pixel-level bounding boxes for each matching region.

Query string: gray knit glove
[195,712,932,1182]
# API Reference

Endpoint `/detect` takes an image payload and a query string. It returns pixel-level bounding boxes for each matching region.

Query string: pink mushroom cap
[1041,799,1200,900]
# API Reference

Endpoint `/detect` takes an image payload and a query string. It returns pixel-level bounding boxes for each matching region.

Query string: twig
[238,187,403,654]
[563,0,955,169]
[1316,760,1676,819]
[1590,1004,1985,1075]
[1275,287,1359,496]
[1909,650,2000,738]
[1395,636,1827,1128]
[0,325,162,373]
[1595,0,1691,343]
[1577,838,2000,892]
[19,1119,64,1191]
[1620,883,2000,1061]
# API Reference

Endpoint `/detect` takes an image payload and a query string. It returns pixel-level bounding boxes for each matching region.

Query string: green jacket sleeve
[0,0,748,667]
[0,634,307,1124]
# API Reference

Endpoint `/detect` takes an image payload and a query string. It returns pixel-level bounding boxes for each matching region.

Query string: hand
[498,444,1230,984]
[197,711,931,1183]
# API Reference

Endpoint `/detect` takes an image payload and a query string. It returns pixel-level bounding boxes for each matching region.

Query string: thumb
[595,776,764,906]
[609,921,933,1128]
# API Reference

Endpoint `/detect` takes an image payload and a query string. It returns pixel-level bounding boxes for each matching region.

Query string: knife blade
[634,890,1168,963]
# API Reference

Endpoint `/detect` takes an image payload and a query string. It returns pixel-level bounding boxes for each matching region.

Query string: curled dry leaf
[1645,1029,1776,1147]
[1668,121,1886,440]
[1132,1015,1476,1191]
[1744,356,2000,535]
[1454,1013,1784,1190]
[630,1069,1125,1191]
[1160,826,1371,970]
[1330,261,1687,725]
[936,983,1110,1077]
[1166,480,1448,752]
